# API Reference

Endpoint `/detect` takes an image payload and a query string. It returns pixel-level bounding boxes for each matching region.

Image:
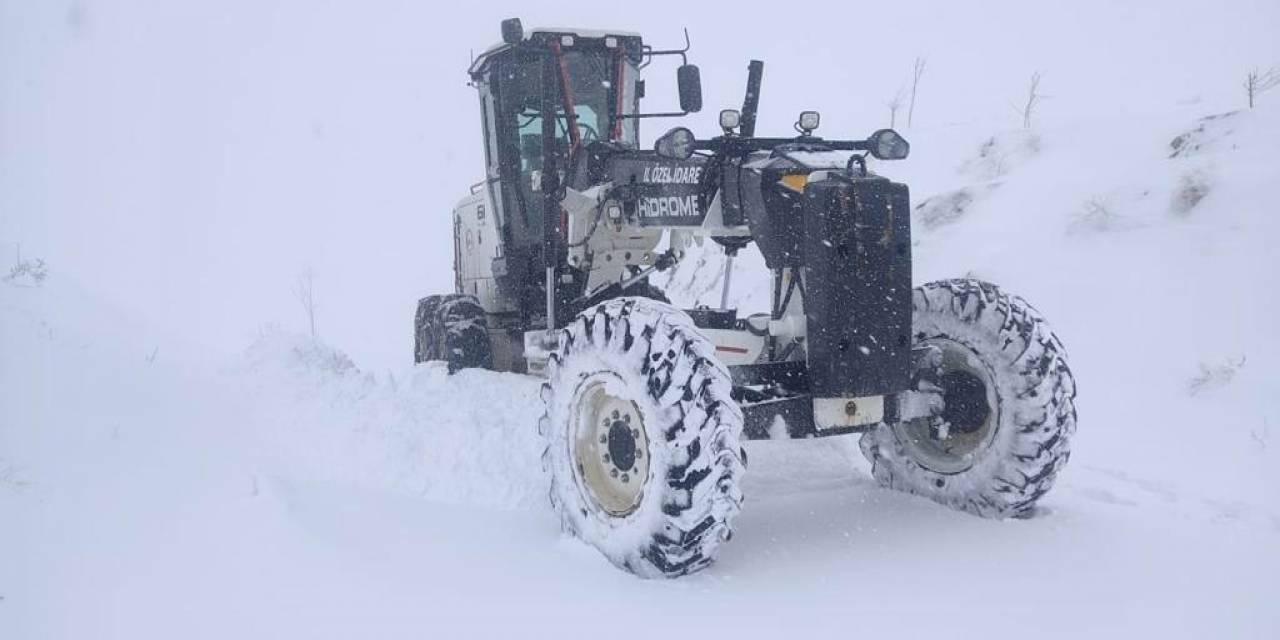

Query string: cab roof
[468,27,644,78]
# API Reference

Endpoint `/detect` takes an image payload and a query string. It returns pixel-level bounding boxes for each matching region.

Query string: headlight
[655,127,696,160]
[719,109,741,131]
[868,129,910,160]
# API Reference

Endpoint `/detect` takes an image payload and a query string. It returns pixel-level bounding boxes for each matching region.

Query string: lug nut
[611,410,619,419]
[610,469,618,478]
[603,454,610,463]
[621,473,629,483]
[623,414,631,424]
[631,428,639,438]
[599,434,607,444]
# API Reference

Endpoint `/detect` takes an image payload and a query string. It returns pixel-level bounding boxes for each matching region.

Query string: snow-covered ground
[5,105,1278,638]
[4,2,1280,638]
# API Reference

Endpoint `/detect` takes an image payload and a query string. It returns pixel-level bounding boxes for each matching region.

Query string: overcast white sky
[2,0,1278,369]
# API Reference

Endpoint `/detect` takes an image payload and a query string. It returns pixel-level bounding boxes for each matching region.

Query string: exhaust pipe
[740,60,763,137]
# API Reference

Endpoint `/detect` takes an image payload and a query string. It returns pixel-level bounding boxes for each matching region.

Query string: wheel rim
[569,373,650,517]
[894,337,1000,474]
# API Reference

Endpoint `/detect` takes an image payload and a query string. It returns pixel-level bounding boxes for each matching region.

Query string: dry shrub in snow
[914,183,1000,231]
[4,257,49,287]
[1068,196,1137,234]
[963,130,1042,180]
[1171,169,1212,216]
[1169,111,1240,159]
[916,188,976,230]
[0,459,30,491]
[244,327,358,382]
[1187,356,1246,396]
[1250,420,1270,452]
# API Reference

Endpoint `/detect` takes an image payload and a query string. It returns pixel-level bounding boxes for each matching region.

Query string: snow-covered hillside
[4,102,1277,637]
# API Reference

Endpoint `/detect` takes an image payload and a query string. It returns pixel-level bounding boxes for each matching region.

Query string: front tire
[539,297,745,578]
[860,279,1077,518]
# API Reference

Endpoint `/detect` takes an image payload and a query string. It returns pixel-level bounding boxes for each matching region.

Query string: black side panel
[802,176,913,397]
[741,166,803,268]
[719,158,746,227]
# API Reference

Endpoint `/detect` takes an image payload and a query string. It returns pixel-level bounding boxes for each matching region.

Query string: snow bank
[236,329,546,510]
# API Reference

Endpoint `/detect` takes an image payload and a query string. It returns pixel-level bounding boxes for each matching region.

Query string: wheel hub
[570,376,650,516]
[607,419,638,472]
[894,338,1000,474]
[939,369,990,434]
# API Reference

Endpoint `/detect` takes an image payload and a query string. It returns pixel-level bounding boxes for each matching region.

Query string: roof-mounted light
[719,109,741,132]
[560,35,575,47]
[797,111,820,135]
[500,18,523,45]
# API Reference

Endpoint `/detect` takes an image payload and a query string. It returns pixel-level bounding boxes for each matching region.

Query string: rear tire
[413,296,444,364]
[539,297,745,578]
[860,279,1077,518]
[413,294,492,373]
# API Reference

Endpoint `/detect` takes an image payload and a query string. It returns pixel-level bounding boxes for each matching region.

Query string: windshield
[501,49,637,173]
[551,50,637,147]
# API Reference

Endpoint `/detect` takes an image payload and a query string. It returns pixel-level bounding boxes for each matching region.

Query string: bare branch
[1263,68,1280,90]
[1019,71,1045,129]
[1245,66,1280,108]
[885,85,907,128]
[294,269,318,338]
[907,57,927,128]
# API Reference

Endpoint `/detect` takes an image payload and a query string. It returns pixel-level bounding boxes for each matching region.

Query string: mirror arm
[639,28,691,69]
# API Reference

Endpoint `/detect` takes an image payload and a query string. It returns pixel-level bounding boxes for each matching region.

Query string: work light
[798,111,820,133]
[719,109,741,131]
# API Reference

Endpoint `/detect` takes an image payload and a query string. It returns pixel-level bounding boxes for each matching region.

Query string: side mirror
[501,18,523,45]
[867,129,910,160]
[677,65,702,113]
[655,127,696,160]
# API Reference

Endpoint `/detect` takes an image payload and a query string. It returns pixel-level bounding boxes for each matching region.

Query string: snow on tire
[413,294,491,372]
[413,295,445,364]
[860,279,1077,518]
[539,297,745,578]
[435,294,491,373]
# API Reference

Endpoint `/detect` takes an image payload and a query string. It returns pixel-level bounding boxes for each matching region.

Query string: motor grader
[414,18,1077,578]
